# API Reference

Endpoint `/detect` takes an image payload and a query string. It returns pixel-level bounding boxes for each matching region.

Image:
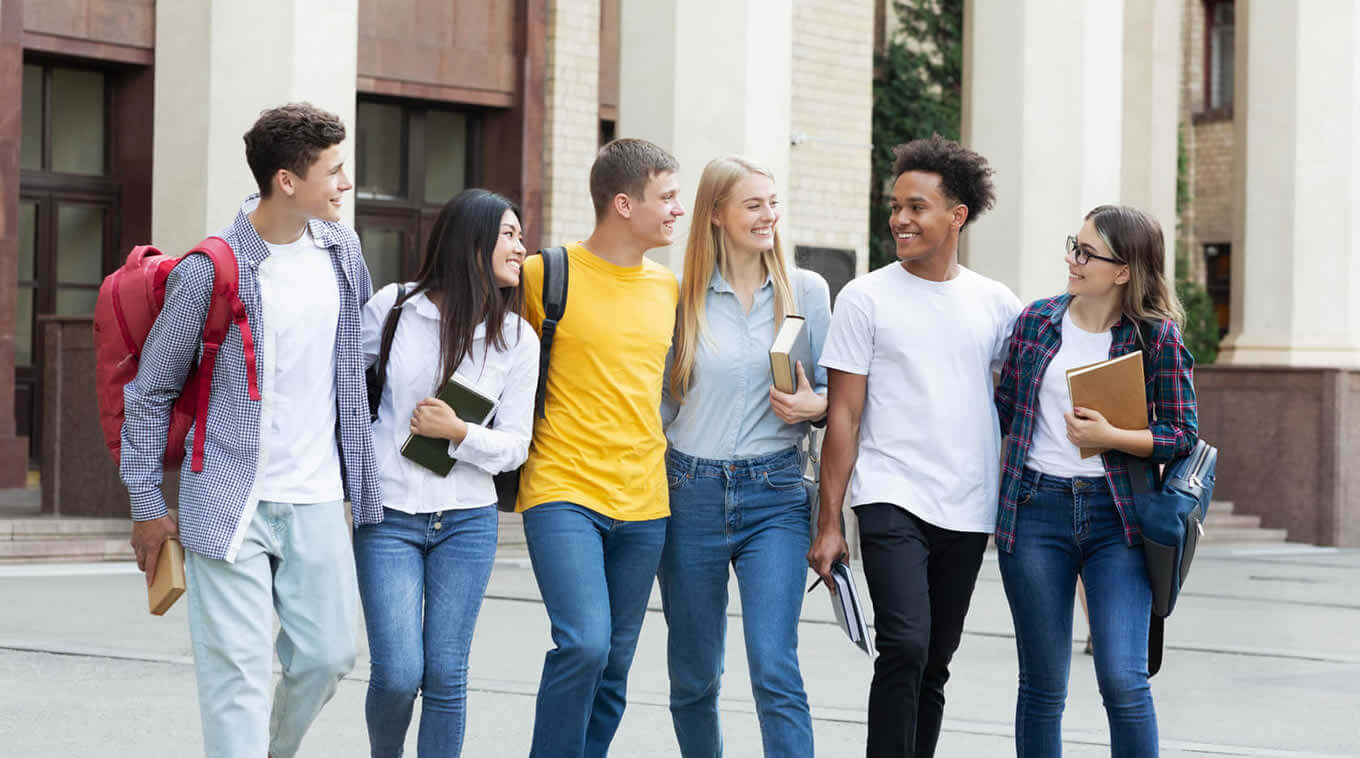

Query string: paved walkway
[1,540,1357,756]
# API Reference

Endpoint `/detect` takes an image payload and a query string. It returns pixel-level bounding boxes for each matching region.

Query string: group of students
[121,102,1197,758]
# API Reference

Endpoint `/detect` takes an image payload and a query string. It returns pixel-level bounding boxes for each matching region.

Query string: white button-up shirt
[362,283,539,513]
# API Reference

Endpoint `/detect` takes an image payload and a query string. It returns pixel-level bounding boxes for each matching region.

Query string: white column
[152,0,359,253]
[617,0,793,270]
[542,0,600,246]
[1218,0,1360,367]
[962,0,1181,302]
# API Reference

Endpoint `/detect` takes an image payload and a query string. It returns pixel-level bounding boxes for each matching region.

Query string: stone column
[617,0,793,270]
[541,0,601,247]
[962,0,1181,303]
[152,0,359,253]
[1218,0,1360,368]
[0,0,28,485]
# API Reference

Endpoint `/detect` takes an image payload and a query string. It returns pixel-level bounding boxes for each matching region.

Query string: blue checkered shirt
[120,195,382,560]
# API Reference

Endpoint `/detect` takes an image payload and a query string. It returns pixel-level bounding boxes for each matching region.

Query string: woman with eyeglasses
[993,205,1199,757]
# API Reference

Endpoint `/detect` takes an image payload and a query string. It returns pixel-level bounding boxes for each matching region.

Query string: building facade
[0,0,873,486]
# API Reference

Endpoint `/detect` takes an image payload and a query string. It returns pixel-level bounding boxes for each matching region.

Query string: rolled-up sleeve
[449,325,541,475]
[119,256,213,521]
[1147,321,1198,463]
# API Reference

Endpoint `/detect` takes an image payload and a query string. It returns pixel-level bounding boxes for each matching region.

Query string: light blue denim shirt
[662,267,831,460]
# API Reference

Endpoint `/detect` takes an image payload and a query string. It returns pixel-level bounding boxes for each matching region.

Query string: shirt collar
[708,267,773,295]
[231,194,338,267]
[404,288,490,340]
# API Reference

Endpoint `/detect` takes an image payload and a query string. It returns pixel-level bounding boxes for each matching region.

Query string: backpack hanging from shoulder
[1129,321,1218,676]
[93,237,260,473]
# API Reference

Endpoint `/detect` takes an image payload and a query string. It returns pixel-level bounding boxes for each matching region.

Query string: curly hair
[892,135,996,227]
[243,103,346,197]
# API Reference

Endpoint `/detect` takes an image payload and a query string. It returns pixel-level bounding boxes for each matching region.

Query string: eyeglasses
[1066,235,1123,266]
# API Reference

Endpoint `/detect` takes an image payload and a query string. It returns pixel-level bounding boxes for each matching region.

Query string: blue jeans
[657,447,814,757]
[522,501,669,758]
[354,506,499,758]
[998,469,1158,758]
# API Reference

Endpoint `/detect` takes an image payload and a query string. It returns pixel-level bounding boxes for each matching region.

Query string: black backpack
[365,246,570,512]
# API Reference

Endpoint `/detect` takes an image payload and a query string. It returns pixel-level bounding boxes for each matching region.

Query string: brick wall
[1181,0,1235,273]
[542,0,600,247]
[788,0,875,277]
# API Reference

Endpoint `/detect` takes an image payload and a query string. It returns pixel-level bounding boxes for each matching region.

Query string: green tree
[871,0,964,271]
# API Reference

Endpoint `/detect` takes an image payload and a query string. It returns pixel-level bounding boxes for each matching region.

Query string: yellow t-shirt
[517,243,678,521]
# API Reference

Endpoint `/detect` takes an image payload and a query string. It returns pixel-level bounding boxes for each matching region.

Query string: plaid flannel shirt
[993,294,1198,553]
[120,195,382,561]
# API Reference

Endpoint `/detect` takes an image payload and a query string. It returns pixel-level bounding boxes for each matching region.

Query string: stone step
[3,518,131,541]
[1199,526,1290,544]
[1204,512,1262,529]
[0,538,134,562]
[1211,500,1234,515]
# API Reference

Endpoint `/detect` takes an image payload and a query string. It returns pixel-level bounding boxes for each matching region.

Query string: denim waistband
[666,446,801,481]
[1022,467,1111,494]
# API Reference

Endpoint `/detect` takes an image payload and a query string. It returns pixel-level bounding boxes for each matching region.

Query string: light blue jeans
[657,447,814,757]
[999,469,1158,758]
[522,501,669,758]
[353,505,499,757]
[184,499,360,758]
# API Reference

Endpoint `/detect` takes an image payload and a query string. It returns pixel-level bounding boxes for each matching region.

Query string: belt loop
[688,452,698,479]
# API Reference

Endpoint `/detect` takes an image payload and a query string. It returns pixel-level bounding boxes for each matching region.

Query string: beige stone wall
[542,0,601,247]
[788,0,875,277]
[1192,119,1234,245]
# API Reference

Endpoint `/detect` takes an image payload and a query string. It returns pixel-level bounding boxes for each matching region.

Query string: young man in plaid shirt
[122,103,380,758]
[809,136,1021,758]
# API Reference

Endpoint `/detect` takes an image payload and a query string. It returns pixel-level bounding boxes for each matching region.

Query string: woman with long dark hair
[356,188,538,756]
[994,205,1199,757]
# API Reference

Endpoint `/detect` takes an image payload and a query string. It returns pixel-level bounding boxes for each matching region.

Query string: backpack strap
[185,236,257,472]
[535,247,569,419]
[369,284,408,422]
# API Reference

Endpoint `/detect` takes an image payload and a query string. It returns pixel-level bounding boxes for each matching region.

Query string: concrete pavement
[1,539,1358,757]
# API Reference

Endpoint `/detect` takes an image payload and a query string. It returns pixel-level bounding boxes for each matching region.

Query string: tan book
[769,315,811,394]
[148,538,186,616]
[1065,351,1147,459]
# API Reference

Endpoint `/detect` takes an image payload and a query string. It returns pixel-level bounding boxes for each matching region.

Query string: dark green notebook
[400,375,498,477]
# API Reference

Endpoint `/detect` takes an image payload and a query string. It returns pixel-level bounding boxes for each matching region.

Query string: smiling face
[888,170,967,266]
[626,170,686,249]
[279,144,351,223]
[1066,217,1130,297]
[713,172,779,257]
[491,209,526,287]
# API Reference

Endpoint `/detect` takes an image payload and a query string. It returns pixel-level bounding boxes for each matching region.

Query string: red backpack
[93,237,260,472]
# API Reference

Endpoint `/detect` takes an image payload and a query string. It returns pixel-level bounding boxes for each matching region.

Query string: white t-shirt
[1025,310,1112,478]
[251,227,344,503]
[819,263,1022,533]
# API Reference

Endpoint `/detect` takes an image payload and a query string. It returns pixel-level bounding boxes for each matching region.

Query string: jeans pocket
[762,463,804,492]
[667,470,692,491]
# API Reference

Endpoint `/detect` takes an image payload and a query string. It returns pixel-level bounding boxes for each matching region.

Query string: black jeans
[856,503,989,758]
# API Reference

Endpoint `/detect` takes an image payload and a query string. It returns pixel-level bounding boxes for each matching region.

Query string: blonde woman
[659,157,831,757]
[994,205,1199,757]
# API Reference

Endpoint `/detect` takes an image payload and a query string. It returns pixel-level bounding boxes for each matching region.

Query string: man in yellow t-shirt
[518,138,683,758]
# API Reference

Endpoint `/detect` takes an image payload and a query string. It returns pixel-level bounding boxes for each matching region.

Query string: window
[18,60,119,459]
[355,99,477,290]
[794,246,856,306]
[1205,0,1234,112]
[1203,243,1231,337]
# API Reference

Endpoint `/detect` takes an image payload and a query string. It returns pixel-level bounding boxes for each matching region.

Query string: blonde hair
[670,156,797,402]
[1085,205,1186,329]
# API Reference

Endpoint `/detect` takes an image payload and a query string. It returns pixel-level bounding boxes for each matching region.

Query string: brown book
[1065,351,1147,459]
[148,538,186,616]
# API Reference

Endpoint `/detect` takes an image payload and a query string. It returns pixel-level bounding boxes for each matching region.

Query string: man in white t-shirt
[809,136,1021,758]
[122,104,378,757]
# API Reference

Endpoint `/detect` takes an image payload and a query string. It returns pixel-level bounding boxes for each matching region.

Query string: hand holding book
[410,396,469,444]
[768,361,826,424]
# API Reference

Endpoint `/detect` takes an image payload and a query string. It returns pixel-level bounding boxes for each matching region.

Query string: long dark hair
[402,188,524,390]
